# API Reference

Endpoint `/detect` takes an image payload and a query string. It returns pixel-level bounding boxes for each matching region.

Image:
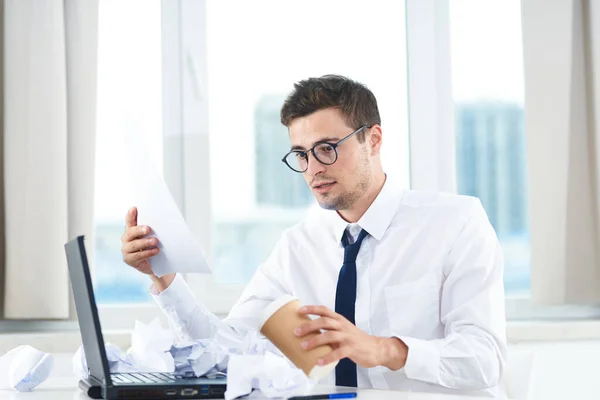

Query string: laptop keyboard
[111,372,178,384]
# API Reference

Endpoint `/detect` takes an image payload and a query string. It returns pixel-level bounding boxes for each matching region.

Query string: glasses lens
[285,151,307,172]
[314,143,337,165]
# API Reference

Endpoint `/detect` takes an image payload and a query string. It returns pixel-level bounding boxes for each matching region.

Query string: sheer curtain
[522,0,600,305]
[1,0,98,319]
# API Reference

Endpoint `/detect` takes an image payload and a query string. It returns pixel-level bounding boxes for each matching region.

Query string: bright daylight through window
[450,0,530,294]
[93,0,163,303]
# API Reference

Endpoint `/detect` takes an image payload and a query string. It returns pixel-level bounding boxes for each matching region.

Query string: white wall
[510,341,600,400]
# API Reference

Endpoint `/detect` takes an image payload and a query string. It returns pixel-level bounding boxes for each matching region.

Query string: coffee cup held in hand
[259,295,338,380]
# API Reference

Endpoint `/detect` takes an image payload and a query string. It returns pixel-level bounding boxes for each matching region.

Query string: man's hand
[295,305,408,370]
[120,207,175,291]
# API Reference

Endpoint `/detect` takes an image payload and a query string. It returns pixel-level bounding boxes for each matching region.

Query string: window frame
[406,0,457,194]
[161,0,247,314]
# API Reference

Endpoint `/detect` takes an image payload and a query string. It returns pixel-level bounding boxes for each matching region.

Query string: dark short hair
[280,75,381,142]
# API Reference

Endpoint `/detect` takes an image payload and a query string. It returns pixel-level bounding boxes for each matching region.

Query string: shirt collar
[331,211,350,247]
[327,174,405,245]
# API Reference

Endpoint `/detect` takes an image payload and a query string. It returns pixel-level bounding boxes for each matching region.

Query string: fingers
[123,247,160,267]
[316,347,350,367]
[295,317,341,337]
[125,207,138,228]
[301,330,345,351]
[121,225,151,243]
[298,305,341,320]
[122,237,158,254]
[122,207,159,270]
[122,236,159,268]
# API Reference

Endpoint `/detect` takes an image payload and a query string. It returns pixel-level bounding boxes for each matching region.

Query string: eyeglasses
[281,125,370,173]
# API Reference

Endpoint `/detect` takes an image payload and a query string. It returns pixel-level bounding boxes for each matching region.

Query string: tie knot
[342,228,369,249]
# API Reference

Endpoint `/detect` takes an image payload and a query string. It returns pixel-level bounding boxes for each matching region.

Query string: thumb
[125,207,138,228]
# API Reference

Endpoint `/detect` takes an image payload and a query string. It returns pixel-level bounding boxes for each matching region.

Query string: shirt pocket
[384,272,441,338]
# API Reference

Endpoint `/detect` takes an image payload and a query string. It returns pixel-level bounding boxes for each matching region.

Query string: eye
[295,152,308,160]
[320,144,334,153]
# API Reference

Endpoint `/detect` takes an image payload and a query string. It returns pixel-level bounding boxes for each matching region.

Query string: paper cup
[259,295,338,380]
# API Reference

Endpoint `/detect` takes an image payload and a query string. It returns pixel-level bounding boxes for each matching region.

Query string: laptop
[65,235,227,399]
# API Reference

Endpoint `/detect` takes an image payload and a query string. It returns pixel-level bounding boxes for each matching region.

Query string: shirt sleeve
[150,231,293,350]
[395,198,507,391]
[150,273,222,342]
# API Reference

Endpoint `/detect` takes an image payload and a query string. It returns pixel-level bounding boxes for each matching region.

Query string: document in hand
[125,129,211,277]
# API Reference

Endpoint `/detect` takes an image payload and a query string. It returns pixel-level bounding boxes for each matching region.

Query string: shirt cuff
[149,273,201,319]
[149,273,184,298]
[397,336,441,385]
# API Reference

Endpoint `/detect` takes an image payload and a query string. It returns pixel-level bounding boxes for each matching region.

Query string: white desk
[0,354,490,400]
[0,384,492,400]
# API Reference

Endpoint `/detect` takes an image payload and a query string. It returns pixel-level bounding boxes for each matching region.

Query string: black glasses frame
[281,125,371,173]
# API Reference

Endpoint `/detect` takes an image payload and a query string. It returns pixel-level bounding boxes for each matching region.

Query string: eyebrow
[290,137,340,151]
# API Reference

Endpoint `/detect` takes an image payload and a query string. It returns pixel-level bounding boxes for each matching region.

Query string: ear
[368,125,383,156]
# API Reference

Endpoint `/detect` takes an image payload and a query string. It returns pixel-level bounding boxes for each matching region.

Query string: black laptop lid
[65,235,111,385]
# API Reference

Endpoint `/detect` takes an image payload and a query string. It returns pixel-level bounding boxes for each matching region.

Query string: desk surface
[0,354,490,400]
[0,383,490,400]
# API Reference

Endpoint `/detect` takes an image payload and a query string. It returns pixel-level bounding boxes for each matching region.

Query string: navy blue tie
[335,228,369,387]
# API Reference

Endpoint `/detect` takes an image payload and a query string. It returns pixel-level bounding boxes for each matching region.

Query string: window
[92,0,410,309]
[93,0,163,303]
[450,0,530,294]
[205,0,410,285]
[255,95,313,208]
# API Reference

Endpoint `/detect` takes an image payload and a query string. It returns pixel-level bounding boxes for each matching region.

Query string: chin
[315,198,337,210]
[316,195,341,211]
[318,203,338,211]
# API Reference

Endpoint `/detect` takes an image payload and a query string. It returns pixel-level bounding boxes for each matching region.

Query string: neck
[337,171,386,223]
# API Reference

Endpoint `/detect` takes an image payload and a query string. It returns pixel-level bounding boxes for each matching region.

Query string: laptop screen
[65,235,111,385]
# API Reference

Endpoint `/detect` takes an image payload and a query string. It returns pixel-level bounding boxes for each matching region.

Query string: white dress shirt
[151,175,507,398]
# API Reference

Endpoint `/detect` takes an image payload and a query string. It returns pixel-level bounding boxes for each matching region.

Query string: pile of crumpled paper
[0,318,314,398]
[72,318,315,399]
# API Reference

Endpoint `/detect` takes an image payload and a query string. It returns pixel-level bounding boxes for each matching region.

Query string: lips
[313,182,336,189]
[312,181,336,194]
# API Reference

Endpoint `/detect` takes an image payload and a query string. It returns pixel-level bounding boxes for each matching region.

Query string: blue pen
[288,393,358,400]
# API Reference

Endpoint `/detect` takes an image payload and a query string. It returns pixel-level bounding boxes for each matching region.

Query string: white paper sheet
[124,128,210,277]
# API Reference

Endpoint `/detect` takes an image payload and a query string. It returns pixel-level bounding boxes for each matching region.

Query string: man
[121,75,507,397]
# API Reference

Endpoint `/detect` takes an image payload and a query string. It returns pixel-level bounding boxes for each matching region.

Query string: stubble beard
[317,149,371,211]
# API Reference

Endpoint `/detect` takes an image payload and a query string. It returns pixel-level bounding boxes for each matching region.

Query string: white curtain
[522,0,600,305]
[2,0,98,319]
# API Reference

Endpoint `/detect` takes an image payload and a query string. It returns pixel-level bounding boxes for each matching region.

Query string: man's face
[288,108,373,211]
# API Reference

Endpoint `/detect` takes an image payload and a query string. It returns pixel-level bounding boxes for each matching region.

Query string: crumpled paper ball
[0,345,53,392]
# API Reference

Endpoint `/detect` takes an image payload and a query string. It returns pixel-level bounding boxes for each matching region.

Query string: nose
[305,150,326,177]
